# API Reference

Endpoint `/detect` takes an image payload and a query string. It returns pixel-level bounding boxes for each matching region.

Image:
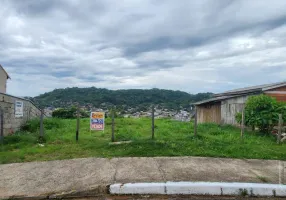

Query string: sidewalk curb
[110,182,286,197]
[1,185,108,200]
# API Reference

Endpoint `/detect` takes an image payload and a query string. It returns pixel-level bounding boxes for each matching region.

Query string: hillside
[29,87,213,111]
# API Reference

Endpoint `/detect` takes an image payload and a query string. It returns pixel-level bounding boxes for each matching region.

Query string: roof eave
[194,95,234,106]
[194,93,255,106]
[262,83,286,91]
[214,89,263,97]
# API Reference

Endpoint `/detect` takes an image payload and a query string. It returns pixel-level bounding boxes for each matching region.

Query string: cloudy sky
[1,0,286,97]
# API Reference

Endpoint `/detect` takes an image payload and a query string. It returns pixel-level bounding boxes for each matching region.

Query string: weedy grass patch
[0,117,285,164]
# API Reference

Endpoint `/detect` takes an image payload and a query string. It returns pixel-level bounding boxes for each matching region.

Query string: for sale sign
[90,112,105,130]
[15,100,24,118]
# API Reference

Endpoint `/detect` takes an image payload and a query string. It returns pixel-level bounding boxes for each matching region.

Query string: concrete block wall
[0,93,41,136]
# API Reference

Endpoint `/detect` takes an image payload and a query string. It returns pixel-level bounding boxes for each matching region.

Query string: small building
[194,81,286,125]
[0,64,10,93]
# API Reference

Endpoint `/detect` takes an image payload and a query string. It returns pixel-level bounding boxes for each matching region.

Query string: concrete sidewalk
[0,157,285,199]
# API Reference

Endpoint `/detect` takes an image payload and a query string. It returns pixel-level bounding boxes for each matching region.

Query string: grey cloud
[124,36,206,56]
[124,13,286,56]
[1,0,286,96]
[6,0,60,16]
[5,0,106,18]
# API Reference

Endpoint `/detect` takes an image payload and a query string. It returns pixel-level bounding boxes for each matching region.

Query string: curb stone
[110,182,286,197]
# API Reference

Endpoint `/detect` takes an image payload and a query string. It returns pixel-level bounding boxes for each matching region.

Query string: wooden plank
[109,141,132,145]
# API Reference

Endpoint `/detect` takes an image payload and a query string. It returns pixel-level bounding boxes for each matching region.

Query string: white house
[0,64,10,93]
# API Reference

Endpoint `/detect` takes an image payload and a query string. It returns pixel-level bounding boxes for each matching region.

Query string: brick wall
[264,85,286,102]
[0,93,41,136]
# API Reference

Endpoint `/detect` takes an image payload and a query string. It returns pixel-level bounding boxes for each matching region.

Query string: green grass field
[0,117,285,164]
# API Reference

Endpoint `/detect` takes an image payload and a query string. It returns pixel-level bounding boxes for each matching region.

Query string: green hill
[30,87,212,111]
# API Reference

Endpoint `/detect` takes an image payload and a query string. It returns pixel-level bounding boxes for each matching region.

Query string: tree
[30,87,213,111]
[235,95,286,134]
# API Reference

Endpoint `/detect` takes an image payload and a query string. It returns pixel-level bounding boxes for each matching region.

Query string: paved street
[0,157,285,199]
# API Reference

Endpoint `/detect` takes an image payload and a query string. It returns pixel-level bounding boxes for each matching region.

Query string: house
[0,64,10,93]
[194,81,286,125]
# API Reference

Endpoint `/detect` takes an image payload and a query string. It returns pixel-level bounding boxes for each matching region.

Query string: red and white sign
[90,112,105,131]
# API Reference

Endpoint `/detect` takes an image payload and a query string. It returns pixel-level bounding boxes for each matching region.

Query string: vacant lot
[1,117,285,164]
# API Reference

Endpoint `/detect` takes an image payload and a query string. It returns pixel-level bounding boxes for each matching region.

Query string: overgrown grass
[0,117,285,164]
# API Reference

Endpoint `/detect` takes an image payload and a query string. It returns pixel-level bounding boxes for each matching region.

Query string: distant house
[194,81,286,125]
[0,64,10,93]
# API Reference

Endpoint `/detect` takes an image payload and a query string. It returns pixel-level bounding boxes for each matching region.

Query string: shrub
[235,95,286,134]
[52,106,89,119]
[52,107,76,119]
[21,119,41,132]
[21,118,63,132]
[43,118,63,130]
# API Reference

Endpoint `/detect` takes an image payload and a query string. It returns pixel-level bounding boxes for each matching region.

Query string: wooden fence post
[76,105,80,142]
[151,105,155,139]
[0,108,4,145]
[111,108,115,142]
[194,106,197,136]
[40,109,44,138]
[241,109,245,139]
[28,107,31,121]
[277,114,283,144]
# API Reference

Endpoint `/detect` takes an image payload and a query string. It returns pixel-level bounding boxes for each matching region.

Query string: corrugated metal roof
[214,81,286,97]
[194,95,239,105]
[194,81,286,105]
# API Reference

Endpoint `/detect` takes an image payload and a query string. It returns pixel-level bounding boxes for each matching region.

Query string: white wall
[0,68,7,93]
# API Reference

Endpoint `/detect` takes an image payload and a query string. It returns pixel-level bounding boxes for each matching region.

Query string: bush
[21,118,63,132]
[52,106,89,119]
[235,95,286,134]
[21,119,41,132]
[43,118,63,130]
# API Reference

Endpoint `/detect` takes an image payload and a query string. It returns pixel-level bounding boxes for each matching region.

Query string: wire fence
[0,105,43,143]
[1,104,285,144]
[1,106,285,184]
